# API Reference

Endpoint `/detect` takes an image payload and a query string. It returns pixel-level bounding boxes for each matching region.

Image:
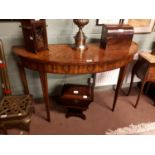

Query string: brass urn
[73,19,89,51]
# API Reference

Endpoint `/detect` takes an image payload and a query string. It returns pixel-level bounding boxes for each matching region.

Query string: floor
[8,86,155,135]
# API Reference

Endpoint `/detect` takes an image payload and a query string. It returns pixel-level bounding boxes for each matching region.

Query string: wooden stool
[127,52,155,107]
[0,94,34,134]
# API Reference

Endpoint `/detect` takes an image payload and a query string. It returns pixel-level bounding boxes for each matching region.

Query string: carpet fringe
[105,122,155,135]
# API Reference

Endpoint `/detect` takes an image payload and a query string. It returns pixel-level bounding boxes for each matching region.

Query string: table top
[13,42,138,74]
[13,42,138,65]
[140,52,155,63]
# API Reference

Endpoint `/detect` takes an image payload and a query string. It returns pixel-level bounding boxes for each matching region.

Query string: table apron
[21,57,132,74]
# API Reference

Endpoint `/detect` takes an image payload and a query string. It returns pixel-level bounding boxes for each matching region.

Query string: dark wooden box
[60,84,93,109]
[59,84,94,119]
[101,24,134,52]
[21,19,48,53]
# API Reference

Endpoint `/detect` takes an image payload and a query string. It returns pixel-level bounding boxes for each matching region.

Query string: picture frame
[96,19,123,25]
[0,19,21,22]
[123,19,155,33]
[96,19,155,33]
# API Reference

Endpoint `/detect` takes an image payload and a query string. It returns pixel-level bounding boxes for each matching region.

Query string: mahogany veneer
[13,43,138,121]
[60,84,93,120]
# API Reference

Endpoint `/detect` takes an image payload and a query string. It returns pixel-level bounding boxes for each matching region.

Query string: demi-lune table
[13,43,138,121]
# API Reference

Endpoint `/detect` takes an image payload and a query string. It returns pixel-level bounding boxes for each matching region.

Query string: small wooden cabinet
[59,84,94,119]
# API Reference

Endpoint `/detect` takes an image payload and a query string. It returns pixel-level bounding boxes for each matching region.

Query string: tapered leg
[112,65,128,111]
[17,61,29,94]
[92,73,96,88]
[126,69,135,96]
[127,59,144,96]
[39,72,51,122]
[135,79,146,108]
